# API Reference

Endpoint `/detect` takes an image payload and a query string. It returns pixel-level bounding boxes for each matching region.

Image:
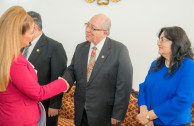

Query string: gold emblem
[85,0,95,3]
[85,0,120,5]
[101,55,104,58]
[97,0,109,5]
[112,0,120,2]
[36,49,40,52]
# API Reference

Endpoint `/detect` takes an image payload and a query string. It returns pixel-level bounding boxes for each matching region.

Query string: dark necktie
[23,43,32,58]
[87,46,97,82]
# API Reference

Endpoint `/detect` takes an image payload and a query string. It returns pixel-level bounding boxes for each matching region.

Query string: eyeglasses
[84,22,106,31]
[157,37,171,43]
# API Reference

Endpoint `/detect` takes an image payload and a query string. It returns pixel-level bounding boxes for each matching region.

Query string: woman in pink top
[0,6,69,126]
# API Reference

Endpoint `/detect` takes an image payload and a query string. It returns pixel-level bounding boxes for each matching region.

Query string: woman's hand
[137,109,158,125]
[146,121,154,126]
[137,105,149,125]
[58,77,69,92]
[136,112,149,125]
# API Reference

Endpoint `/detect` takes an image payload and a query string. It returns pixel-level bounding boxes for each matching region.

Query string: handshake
[58,70,75,92]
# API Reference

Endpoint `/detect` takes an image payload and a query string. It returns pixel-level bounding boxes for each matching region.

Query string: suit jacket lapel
[28,33,47,65]
[81,42,90,85]
[87,37,111,85]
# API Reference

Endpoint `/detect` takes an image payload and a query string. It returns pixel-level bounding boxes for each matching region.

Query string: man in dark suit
[62,14,133,126]
[23,11,67,126]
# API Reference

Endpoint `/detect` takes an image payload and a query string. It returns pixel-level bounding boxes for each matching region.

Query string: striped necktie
[23,42,32,58]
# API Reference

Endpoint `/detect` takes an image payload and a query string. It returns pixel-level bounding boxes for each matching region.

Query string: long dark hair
[149,26,194,76]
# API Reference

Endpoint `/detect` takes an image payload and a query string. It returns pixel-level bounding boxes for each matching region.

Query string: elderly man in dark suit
[62,14,133,126]
[22,11,67,126]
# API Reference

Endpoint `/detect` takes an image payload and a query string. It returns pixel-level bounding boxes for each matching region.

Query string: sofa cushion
[58,117,75,126]
[59,86,75,119]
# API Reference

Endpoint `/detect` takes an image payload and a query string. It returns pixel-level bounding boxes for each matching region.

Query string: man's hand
[58,77,70,92]
[111,118,121,125]
[48,108,59,117]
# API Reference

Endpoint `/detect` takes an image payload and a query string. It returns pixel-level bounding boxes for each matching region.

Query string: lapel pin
[36,49,40,52]
[101,55,104,58]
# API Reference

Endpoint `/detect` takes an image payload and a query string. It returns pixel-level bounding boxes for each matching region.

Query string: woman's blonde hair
[0,6,33,91]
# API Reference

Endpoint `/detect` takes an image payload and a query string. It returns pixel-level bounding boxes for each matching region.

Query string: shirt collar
[90,37,106,51]
[31,33,43,47]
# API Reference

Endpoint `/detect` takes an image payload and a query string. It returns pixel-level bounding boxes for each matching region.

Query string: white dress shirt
[23,33,42,60]
[87,37,106,66]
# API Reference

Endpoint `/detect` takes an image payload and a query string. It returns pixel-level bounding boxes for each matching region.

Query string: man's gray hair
[102,18,111,35]
[27,11,42,31]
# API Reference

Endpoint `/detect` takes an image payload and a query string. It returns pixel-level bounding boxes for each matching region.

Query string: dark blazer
[28,33,67,109]
[63,37,133,126]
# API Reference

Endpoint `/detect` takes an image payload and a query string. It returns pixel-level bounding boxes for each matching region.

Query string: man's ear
[34,24,38,31]
[104,31,109,36]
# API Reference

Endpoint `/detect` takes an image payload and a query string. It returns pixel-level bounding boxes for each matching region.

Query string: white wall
[1,0,194,91]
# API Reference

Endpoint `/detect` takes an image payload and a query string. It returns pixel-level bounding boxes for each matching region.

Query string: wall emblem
[85,0,120,5]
